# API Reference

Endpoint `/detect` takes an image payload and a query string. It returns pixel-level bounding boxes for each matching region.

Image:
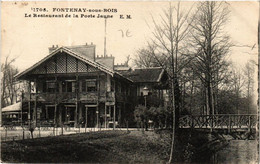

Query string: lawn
[1,130,171,163]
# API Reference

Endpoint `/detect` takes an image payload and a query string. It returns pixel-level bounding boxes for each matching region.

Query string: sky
[1,1,258,71]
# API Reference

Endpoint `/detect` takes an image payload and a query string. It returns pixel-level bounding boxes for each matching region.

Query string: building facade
[11,43,168,128]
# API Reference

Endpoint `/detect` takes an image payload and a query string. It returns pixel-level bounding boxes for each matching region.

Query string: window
[86,80,96,92]
[45,81,58,93]
[61,80,76,92]
[82,79,97,92]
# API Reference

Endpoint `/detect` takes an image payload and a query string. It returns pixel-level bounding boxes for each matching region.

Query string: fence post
[23,127,25,140]
[228,115,231,133]
[127,121,129,133]
[248,115,251,132]
[5,127,7,141]
[191,116,194,129]
[61,124,64,135]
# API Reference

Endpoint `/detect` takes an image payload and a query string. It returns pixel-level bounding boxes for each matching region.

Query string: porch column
[85,106,88,128]
[33,78,37,127]
[65,106,68,123]
[105,105,107,128]
[58,106,62,126]
[96,106,99,128]
[113,105,116,130]
[79,104,82,126]
[54,104,57,126]
[74,103,78,128]
[75,75,79,128]
[28,80,31,127]
[54,76,57,127]
[119,103,122,126]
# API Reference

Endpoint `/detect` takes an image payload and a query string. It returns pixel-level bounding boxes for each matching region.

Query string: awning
[1,102,21,113]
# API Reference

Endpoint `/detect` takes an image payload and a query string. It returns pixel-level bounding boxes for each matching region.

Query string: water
[212,140,258,164]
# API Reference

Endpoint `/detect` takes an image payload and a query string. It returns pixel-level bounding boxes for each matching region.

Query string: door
[86,107,97,127]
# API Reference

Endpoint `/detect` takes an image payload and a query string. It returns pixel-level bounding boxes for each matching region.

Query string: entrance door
[86,107,97,127]
[65,106,76,125]
[46,106,55,122]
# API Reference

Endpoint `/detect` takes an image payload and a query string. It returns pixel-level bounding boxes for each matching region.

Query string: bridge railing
[179,114,258,130]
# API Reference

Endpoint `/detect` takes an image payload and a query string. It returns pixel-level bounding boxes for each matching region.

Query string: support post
[28,80,31,128]
[85,106,88,131]
[105,105,107,129]
[21,91,23,126]
[113,105,116,130]
[75,75,79,128]
[96,108,99,129]
[228,115,231,133]
[54,105,57,127]
[248,115,251,132]
[54,76,57,128]
[34,78,37,128]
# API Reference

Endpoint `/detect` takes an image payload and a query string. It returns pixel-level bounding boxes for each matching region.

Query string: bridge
[179,114,258,133]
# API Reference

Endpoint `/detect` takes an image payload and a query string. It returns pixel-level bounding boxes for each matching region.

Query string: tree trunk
[168,79,176,164]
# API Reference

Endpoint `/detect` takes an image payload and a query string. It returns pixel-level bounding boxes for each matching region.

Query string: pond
[211,139,258,164]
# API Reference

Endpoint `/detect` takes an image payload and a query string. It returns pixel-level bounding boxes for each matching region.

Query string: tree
[133,43,162,68]
[138,2,194,163]
[243,61,256,113]
[190,1,232,115]
[231,68,245,114]
[1,56,20,108]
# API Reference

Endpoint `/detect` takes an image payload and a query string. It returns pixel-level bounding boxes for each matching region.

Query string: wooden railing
[179,114,258,131]
[23,91,116,103]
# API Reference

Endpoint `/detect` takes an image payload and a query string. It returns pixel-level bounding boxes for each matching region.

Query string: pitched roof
[96,56,114,70]
[15,46,114,79]
[49,45,96,61]
[2,102,21,113]
[118,67,165,83]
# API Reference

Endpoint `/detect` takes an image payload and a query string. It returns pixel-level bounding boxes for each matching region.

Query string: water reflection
[211,140,258,164]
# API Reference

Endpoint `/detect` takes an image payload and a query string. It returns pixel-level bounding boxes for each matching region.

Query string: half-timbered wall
[30,52,98,74]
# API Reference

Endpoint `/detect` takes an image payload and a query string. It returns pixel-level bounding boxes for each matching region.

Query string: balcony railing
[23,91,116,103]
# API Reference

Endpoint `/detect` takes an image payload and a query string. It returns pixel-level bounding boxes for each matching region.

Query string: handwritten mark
[118,29,132,38]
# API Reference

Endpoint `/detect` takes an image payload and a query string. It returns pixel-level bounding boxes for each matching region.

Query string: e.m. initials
[120,15,132,19]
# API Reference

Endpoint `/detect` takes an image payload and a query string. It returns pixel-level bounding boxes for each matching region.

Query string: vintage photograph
[0,1,259,163]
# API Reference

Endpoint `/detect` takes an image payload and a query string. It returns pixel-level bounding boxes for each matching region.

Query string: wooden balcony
[23,91,116,104]
[23,93,77,103]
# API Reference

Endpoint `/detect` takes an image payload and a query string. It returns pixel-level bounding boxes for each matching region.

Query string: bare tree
[190,1,232,115]
[243,61,255,113]
[231,68,245,114]
[139,2,194,163]
[133,43,162,68]
[1,56,20,107]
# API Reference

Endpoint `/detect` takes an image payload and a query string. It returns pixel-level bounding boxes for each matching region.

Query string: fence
[0,125,113,142]
[179,114,258,132]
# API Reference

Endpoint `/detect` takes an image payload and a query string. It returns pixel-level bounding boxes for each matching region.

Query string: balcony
[23,93,77,103]
[23,91,116,103]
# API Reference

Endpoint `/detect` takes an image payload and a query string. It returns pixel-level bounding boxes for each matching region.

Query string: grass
[1,130,171,163]
[1,129,227,163]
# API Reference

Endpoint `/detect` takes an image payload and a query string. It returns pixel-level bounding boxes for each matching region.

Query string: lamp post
[143,86,149,132]
[143,86,149,108]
